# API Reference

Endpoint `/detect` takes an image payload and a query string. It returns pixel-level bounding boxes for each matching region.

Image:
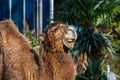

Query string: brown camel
[0,20,39,80]
[39,22,77,80]
[0,20,77,80]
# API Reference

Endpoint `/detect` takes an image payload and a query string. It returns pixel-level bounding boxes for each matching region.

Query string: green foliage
[110,22,120,37]
[76,75,89,80]
[55,0,120,26]
[76,57,106,80]
[86,57,106,80]
[112,40,120,53]
[71,27,114,57]
[25,32,40,53]
[108,22,120,53]
[26,32,40,47]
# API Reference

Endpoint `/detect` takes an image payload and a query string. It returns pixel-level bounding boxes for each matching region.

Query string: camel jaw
[62,38,75,49]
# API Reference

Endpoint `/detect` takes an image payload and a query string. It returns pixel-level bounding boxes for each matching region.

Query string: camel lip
[62,38,75,49]
[65,38,76,42]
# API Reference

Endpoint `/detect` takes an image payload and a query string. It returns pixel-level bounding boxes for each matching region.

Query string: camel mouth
[63,26,77,49]
[63,38,76,49]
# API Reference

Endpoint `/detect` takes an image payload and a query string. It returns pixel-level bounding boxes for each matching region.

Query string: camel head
[39,22,77,50]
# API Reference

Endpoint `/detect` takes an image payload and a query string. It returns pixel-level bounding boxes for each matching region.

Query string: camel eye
[54,28,58,31]
[51,28,59,32]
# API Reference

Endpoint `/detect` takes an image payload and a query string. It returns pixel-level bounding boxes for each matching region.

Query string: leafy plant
[22,23,40,52]
[112,40,120,53]
[26,32,40,47]
[55,0,120,26]
[71,26,114,60]
[107,21,120,54]
[76,57,106,80]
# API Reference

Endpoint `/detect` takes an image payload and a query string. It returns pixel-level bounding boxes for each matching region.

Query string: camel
[0,20,39,80]
[0,20,77,80]
[39,22,77,80]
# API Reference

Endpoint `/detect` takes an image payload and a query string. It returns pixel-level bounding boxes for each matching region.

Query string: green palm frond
[71,26,115,57]
[55,0,120,26]
[76,57,106,80]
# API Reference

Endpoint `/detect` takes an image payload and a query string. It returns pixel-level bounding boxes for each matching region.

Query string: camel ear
[39,34,45,41]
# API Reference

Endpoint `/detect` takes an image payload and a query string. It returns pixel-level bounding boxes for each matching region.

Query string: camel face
[63,25,77,49]
[40,22,77,49]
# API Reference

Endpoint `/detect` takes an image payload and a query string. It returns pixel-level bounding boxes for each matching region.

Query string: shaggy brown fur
[39,22,75,80]
[0,32,4,79]
[0,20,39,80]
